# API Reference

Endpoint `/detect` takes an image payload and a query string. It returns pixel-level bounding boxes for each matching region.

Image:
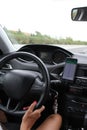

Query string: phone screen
[62,58,77,82]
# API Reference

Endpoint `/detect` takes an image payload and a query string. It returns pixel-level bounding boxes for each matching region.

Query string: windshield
[1,0,87,54]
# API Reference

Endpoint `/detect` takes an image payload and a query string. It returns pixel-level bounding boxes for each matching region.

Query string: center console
[62,58,87,128]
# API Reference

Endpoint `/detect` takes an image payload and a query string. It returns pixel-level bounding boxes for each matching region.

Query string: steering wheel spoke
[6,98,21,112]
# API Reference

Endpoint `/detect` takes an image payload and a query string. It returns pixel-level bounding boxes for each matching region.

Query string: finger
[28,101,37,112]
[31,106,45,120]
[23,106,29,110]
[23,101,37,119]
[35,105,45,113]
[25,102,36,117]
[23,101,37,110]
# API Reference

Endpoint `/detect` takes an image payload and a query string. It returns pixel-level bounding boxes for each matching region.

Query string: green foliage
[7,29,30,44]
[4,28,87,45]
[29,31,59,44]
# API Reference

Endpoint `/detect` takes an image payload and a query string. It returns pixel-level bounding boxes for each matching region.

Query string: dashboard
[18,44,72,65]
[18,44,87,82]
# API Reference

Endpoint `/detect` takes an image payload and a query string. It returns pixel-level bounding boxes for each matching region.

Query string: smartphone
[62,57,77,82]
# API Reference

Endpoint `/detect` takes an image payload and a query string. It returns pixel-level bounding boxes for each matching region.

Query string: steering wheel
[0,52,50,115]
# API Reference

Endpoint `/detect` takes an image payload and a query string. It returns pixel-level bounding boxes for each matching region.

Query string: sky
[0,0,87,41]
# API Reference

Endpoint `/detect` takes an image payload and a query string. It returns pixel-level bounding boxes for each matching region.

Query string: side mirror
[71,7,87,21]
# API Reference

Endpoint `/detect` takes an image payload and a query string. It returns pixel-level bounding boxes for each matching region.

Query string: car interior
[0,5,87,130]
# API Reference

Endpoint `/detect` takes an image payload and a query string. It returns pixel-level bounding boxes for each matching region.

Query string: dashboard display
[39,51,52,64]
[62,57,77,82]
[52,50,68,64]
[40,52,48,60]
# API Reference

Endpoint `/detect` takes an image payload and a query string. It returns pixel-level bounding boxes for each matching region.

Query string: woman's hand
[20,101,45,130]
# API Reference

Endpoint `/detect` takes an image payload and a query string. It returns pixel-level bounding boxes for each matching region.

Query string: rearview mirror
[71,7,87,21]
